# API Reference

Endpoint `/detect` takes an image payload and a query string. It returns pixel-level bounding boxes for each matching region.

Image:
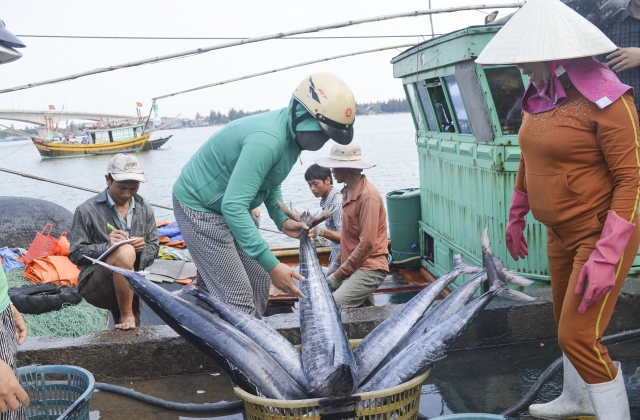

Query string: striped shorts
[0,306,28,420]
[173,195,271,318]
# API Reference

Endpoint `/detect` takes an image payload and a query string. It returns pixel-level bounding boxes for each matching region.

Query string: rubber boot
[528,354,595,419]
[587,361,631,420]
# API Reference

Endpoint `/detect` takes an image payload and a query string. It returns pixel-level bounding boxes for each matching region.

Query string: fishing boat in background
[30,116,149,158]
[141,134,173,151]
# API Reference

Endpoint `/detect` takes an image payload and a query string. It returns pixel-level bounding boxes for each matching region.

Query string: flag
[136,102,143,107]
[48,105,55,110]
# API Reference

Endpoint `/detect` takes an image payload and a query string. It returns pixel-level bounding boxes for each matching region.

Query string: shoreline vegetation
[0,98,410,135]
[182,98,410,128]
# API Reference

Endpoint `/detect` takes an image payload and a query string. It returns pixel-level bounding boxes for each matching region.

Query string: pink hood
[522,56,633,114]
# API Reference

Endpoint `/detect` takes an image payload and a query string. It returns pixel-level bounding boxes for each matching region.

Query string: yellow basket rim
[233,368,430,407]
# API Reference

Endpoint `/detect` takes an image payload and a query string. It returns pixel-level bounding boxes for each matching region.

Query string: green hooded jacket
[173,100,314,272]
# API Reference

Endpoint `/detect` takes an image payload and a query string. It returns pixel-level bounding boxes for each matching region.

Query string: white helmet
[292,72,356,145]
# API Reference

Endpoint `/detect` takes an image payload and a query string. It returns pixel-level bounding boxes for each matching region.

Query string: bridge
[0,110,136,126]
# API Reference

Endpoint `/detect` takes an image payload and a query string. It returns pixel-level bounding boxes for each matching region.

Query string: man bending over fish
[172,73,357,318]
[69,154,159,330]
[316,143,389,307]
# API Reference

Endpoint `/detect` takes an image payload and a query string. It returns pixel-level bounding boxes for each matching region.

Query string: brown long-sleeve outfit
[516,87,640,384]
[331,176,389,308]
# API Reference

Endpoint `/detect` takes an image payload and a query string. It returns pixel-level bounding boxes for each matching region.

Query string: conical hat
[476,0,616,65]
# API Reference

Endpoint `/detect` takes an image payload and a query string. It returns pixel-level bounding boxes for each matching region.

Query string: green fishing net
[6,271,108,338]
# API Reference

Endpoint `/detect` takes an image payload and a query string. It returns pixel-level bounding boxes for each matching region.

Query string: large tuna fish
[182,283,310,392]
[353,255,480,384]
[358,239,534,392]
[84,257,310,400]
[370,230,534,378]
[279,202,358,397]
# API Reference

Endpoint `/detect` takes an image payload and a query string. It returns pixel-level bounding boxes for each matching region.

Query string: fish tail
[308,207,338,228]
[482,232,535,302]
[180,282,199,295]
[278,200,301,222]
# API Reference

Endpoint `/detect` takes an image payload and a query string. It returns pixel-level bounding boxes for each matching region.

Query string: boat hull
[30,134,149,158]
[141,135,172,151]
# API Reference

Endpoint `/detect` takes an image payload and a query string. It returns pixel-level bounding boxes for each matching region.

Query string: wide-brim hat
[475,0,616,65]
[315,143,376,169]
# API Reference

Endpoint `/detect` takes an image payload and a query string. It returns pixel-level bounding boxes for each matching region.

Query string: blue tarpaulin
[158,222,183,242]
[0,247,26,272]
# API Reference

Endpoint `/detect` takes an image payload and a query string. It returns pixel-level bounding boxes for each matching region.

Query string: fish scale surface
[298,225,358,397]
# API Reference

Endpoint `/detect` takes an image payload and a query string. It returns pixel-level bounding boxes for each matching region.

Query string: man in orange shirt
[316,144,389,308]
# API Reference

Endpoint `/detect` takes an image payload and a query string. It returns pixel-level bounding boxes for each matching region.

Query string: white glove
[312,225,325,239]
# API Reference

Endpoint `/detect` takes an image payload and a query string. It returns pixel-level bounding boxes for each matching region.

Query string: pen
[107,223,116,231]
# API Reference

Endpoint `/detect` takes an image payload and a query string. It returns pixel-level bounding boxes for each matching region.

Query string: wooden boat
[268,242,441,306]
[31,118,149,159]
[141,135,173,151]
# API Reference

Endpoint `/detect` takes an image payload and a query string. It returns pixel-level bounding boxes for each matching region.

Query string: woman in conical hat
[477,0,639,418]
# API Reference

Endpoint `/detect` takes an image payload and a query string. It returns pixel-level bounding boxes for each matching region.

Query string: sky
[0,0,521,125]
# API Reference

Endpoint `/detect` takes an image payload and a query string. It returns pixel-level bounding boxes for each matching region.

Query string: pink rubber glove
[505,187,530,260]
[576,210,635,314]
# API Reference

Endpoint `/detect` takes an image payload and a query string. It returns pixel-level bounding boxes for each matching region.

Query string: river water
[0,113,418,244]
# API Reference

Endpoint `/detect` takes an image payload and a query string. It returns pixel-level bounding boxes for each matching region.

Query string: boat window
[443,75,473,135]
[94,131,109,144]
[404,83,426,131]
[484,67,525,135]
[416,81,438,132]
[112,128,135,142]
[425,79,456,133]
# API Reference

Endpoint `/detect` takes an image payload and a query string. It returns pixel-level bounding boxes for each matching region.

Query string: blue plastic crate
[17,365,95,420]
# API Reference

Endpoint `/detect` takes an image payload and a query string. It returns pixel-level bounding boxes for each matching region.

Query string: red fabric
[575,210,636,313]
[166,240,186,248]
[54,235,70,256]
[156,221,170,227]
[505,187,530,260]
[24,256,80,286]
[174,277,195,285]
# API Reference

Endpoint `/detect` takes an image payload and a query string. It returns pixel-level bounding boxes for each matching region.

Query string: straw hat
[475,0,616,65]
[315,143,376,170]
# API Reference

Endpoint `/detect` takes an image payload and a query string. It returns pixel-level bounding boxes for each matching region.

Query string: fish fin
[495,287,536,301]
[330,343,336,367]
[180,282,199,295]
[481,228,494,256]
[278,200,301,222]
[482,234,535,301]
[291,306,300,318]
[308,207,338,228]
[433,353,447,362]
[498,270,535,287]
[459,265,482,275]
[491,252,535,287]
[83,255,132,277]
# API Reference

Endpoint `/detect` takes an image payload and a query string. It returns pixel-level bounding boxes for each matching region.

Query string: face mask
[295,131,330,151]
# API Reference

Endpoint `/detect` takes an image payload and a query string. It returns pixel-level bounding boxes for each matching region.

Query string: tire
[9,283,82,315]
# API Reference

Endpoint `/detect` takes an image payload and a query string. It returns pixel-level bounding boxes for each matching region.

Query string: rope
[153,44,414,100]
[0,3,521,94]
[0,166,173,210]
[0,166,286,234]
[16,34,443,40]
